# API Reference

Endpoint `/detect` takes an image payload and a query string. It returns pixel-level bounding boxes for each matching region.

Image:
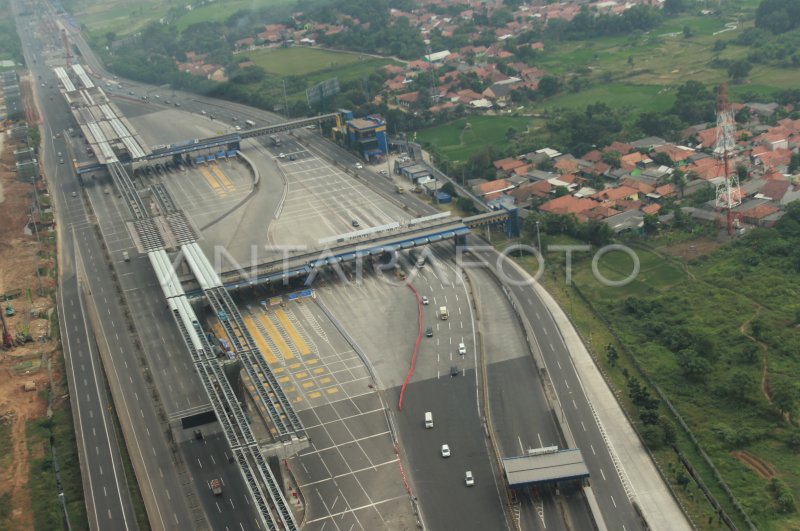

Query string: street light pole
[535,220,542,255]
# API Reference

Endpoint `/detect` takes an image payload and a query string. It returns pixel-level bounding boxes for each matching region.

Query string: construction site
[0,108,64,528]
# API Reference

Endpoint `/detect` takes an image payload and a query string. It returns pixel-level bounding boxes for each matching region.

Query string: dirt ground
[0,129,57,529]
[660,237,722,262]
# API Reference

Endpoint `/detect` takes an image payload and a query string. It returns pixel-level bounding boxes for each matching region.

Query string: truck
[269,135,281,146]
[210,478,223,496]
[244,119,256,128]
[424,411,433,429]
[439,306,449,320]
[395,184,406,194]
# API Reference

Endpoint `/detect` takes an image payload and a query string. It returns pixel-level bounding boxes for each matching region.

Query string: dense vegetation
[300,0,425,59]
[507,204,800,528]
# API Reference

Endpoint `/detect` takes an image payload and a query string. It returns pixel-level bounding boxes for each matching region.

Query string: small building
[341,113,388,161]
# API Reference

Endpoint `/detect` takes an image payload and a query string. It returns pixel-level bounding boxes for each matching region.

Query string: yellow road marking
[198,164,226,197]
[258,313,294,360]
[296,372,308,379]
[313,368,324,374]
[319,377,332,384]
[278,376,290,383]
[275,309,311,355]
[302,381,315,389]
[326,388,339,395]
[309,391,321,399]
[210,163,236,192]
[243,316,277,364]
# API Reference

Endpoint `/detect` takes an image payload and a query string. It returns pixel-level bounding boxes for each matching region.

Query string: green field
[174,0,295,32]
[244,47,395,78]
[542,83,676,114]
[72,0,292,38]
[416,115,536,162]
[73,0,172,39]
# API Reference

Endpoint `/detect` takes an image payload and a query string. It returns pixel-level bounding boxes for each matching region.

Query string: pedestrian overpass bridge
[180,209,518,297]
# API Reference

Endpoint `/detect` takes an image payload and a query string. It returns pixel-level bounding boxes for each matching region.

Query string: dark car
[426,327,433,337]
[351,219,360,228]
[450,366,460,377]
[288,154,296,161]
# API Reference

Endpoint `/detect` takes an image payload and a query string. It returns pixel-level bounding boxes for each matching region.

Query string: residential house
[630,136,667,150]
[539,195,597,218]
[604,141,634,155]
[395,92,419,107]
[592,185,640,203]
[760,179,790,202]
[474,179,515,198]
[510,180,553,206]
[620,152,651,171]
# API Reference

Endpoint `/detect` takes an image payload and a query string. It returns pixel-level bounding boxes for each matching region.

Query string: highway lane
[16,8,200,529]
[302,134,644,528]
[470,243,643,530]
[472,265,593,531]
[60,259,139,530]
[82,179,261,529]
[55,18,644,528]
[14,6,140,529]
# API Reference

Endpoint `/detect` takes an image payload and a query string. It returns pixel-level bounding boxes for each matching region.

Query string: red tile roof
[539,195,596,215]
[477,179,514,195]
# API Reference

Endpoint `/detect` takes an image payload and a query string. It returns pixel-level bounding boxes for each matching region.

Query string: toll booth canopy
[503,448,590,487]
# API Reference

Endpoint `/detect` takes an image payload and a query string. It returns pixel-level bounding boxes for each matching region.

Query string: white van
[439,306,449,320]
[424,411,433,429]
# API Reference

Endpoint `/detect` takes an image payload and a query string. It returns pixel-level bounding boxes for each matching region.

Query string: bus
[244,119,256,128]
[269,135,281,146]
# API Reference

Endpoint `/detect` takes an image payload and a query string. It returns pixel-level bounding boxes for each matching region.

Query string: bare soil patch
[660,237,722,262]
[730,450,778,480]
[0,129,57,530]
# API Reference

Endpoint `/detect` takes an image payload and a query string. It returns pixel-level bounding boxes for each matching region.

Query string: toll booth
[502,448,590,493]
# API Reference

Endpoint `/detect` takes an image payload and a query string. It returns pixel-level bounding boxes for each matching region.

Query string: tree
[651,152,673,167]
[789,153,800,174]
[736,164,749,180]
[538,75,561,97]
[456,196,477,214]
[756,0,800,34]
[671,81,716,123]
[726,370,758,401]
[682,25,694,39]
[602,151,621,168]
[554,185,569,197]
[441,181,457,196]
[727,59,753,83]
[671,169,686,198]
[606,344,619,367]
[663,0,684,14]
[643,213,659,234]
[770,376,798,422]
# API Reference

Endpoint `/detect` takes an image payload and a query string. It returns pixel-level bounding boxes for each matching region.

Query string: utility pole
[535,221,542,256]
[282,79,289,119]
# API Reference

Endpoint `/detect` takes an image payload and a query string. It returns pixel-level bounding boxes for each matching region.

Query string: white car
[441,444,450,458]
[355,162,363,169]
[421,296,429,306]
[465,470,474,486]
[279,153,286,159]
[458,343,466,356]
